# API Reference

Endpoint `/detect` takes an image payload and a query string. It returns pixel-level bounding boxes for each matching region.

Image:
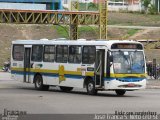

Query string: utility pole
[99,0,108,40]
[70,0,79,40]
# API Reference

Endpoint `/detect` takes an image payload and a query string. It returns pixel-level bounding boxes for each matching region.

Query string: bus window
[13,45,24,61]
[68,46,81,63]
[56,45,68,63]
[43,45,55,62]
[82,46,96,64]
[31,45,43,62]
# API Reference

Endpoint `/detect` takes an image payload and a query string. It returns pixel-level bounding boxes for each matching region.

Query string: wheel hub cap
[88,83,93,91]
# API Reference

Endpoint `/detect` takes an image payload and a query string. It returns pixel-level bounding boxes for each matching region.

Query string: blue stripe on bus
[65,74,83,79]
[104,78,115,81]
[104,77,144,82]
[115,77,144,82]
[11,71,83,79]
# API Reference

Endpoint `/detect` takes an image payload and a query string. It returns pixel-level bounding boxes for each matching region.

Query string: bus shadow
[18,87,139,97]
[57,90,139,97]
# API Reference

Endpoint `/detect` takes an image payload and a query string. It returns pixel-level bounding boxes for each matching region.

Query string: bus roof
[12,39,143,49]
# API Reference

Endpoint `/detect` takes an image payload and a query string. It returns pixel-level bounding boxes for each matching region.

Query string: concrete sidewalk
[147,79,160,89]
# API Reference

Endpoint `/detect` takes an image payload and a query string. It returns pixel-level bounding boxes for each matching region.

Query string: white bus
[11,39,147,95]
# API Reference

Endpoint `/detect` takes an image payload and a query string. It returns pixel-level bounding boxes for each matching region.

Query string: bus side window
[82,46,96,64]
[31,45,43,62]
[43,45,55,62]
[56,45,68,63]
[13,45,24,61]
[68,46,81,63]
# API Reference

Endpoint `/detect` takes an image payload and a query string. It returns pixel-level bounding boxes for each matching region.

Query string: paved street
[0,72,160,115]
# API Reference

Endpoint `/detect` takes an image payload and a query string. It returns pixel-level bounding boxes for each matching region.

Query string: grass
[54,25,139,40]
[53,25,69,38]
[79,3,98,11]
[108,12,160,26]
[78,26,98,33]
[54,25,99,39]
[127,29,139,36]
[122,29,139,39]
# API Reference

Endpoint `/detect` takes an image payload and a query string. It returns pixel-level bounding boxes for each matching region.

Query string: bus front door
[95,49,105,88]
[24,48,31,83]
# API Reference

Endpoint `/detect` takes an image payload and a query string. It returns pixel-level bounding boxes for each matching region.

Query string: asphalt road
[0,72,160,115]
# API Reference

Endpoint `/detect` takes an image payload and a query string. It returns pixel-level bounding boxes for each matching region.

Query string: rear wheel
[86,79,97,95]
[34,75,49,91]
[115,90,126,96]
[60,86,73,92]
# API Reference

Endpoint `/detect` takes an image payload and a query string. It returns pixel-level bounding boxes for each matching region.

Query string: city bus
[11,39,147,95]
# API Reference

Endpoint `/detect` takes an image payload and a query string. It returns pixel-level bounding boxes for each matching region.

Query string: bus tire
[115,90,126,96]
[60,86,73,92]
[86,79,97,95]
[34,75,49,91]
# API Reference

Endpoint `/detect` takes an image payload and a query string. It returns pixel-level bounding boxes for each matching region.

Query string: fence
[147,59,160,79]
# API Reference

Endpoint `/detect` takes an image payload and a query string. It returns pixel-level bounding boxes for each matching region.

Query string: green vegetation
[54,25,140,40]
[54,25,99,39]
[141,0,158,14]
[148,4,158,15]
[78,26,99,39]
[78,26,98,33]
[121,29,140,39]
[141,0,151,12]
[127,29,139,36]
[79,3,98,11]
[53,25,69,38]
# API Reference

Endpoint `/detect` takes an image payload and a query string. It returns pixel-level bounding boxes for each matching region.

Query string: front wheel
[34,75,49,91]
[115,90,126,96]
[86,79,97,95]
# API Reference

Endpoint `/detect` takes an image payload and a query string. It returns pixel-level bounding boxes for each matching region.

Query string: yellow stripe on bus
[11,67,94,76]
[110,73,147,78]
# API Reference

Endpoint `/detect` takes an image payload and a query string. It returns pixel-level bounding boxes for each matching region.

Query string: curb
[146,86,160,89]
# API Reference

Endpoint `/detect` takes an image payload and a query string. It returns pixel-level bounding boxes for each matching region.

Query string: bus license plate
[127,83,135,87]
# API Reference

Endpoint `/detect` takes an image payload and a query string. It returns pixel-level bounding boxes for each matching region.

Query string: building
[127,0,141,11]
[93,0,141,11]
[79,0,93,3]
[0,0,63,10]
[62,0,94,10]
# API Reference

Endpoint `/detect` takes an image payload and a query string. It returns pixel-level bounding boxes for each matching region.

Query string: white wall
[108,1,141,11]
[79,0,93,3]
[127,4,141,11]
[0,2,46,10]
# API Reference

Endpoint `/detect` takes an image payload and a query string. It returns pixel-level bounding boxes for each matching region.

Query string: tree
[88,2,98,10]
[141,0,157,14]
[141,0,151,13]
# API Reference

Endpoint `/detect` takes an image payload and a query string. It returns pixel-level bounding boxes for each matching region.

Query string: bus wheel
[34,75,49,91]
[115,90,126,96]
[86,79,97,95]
[60,86,73,92]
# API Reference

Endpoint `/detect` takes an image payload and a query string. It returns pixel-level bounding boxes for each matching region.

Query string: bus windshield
[112,51,145,74]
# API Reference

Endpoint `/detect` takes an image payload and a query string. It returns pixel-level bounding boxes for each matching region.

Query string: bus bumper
[104,79,146,90]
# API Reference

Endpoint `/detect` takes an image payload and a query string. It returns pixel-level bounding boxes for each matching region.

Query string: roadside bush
[148,4,158,14]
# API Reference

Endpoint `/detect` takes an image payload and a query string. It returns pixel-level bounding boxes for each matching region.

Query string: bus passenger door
[95,49,105,88]
[24,48,31,83]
